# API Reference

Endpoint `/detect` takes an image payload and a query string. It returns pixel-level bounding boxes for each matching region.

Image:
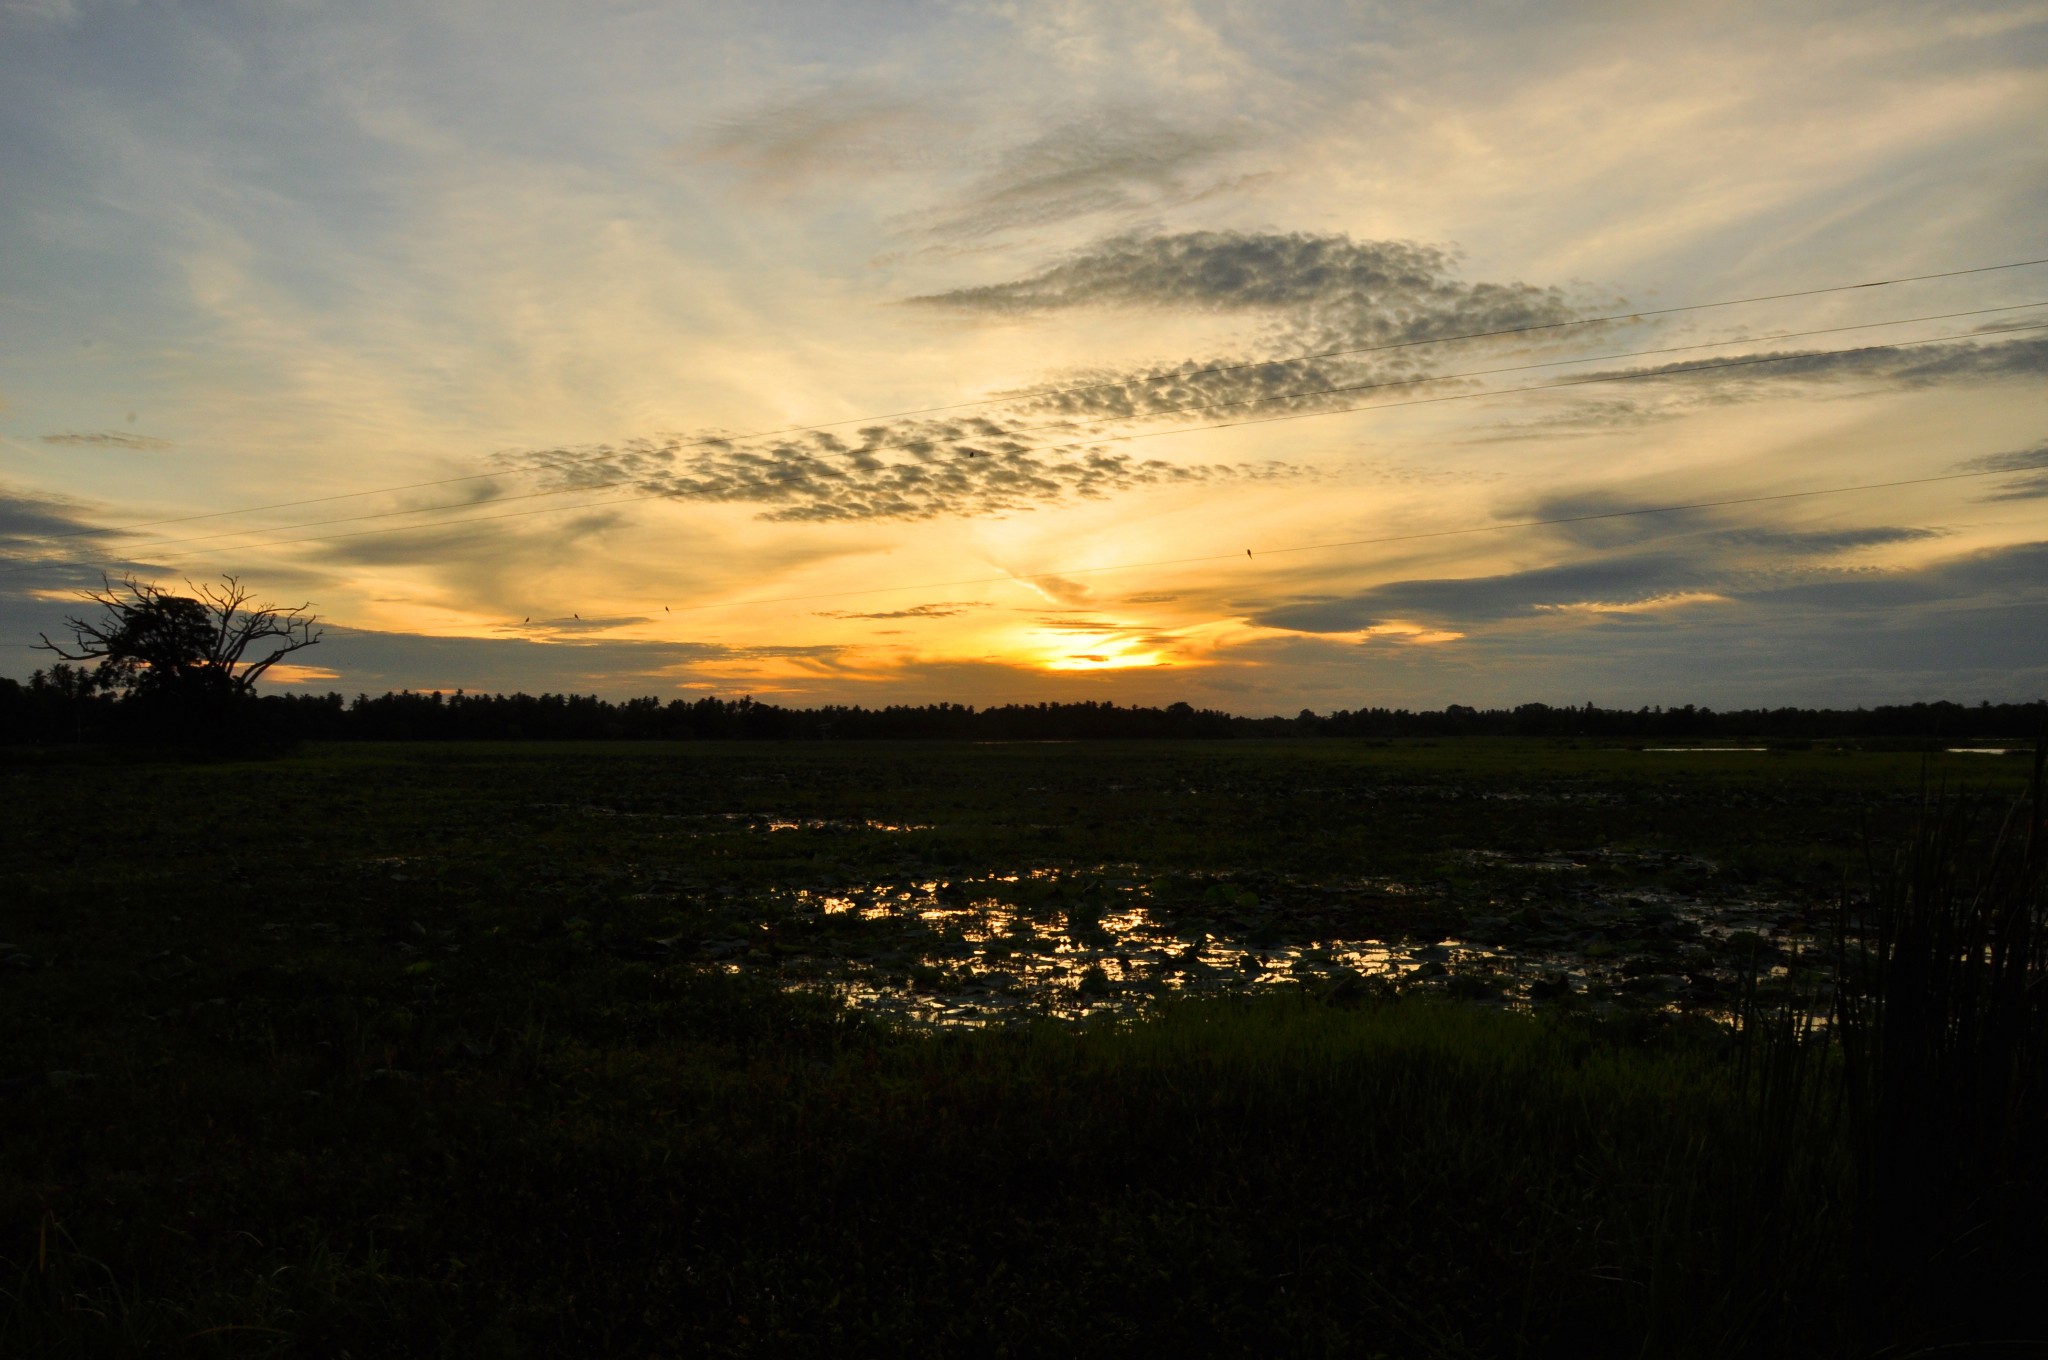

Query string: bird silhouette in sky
[522,617,529,623]
[1246,548,1252,559]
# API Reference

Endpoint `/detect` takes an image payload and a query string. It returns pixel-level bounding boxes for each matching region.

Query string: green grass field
[1,740,2039,1356]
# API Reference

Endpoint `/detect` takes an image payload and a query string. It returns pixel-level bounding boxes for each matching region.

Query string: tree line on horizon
[2,666,2040,746]
[12,572,2037,748]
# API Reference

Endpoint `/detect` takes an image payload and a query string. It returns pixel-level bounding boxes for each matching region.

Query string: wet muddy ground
[6,738,2031,1039]
[335,740,2031,1027]
[6,737,2041,1359]
[582,832,1832,1026]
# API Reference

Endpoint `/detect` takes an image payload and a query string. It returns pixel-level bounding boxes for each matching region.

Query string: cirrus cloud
[41,430,173,451]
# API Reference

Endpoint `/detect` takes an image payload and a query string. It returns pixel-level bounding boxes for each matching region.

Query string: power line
[29,253,2048,540]
[971,300,2048,441]
[1078,319,2048,451]
[5,463,2035,643]
[218,320,2048,552]
[978,257,2048,420]
[9,319,2043,574]
[115,478,647,552]
[624,463,2048,617]
[63,302,2048,561]
[2,489,663,575]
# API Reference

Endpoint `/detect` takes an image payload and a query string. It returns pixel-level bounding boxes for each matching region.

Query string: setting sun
[1,1,2041,712]
[1040,638,1171,672]
[4,4,2044,1352]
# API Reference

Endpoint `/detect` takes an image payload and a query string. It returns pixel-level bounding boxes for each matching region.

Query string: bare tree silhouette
[37,576,321,744]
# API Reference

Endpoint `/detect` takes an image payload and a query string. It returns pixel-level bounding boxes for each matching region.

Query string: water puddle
[758,817,933,833]
[524,806,933,832]
[655,856,1832,1029]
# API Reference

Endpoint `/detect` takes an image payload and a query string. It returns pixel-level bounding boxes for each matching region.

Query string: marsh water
[636,829,1829,1026]
[199,740,2029,1033]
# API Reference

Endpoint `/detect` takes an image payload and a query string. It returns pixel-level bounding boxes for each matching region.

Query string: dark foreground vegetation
[1,739,2042,1357]
[5,664,2044,745]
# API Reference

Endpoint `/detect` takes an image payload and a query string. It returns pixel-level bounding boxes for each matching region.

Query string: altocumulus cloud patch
[498,423,1288,522]
[912,230,1592,424]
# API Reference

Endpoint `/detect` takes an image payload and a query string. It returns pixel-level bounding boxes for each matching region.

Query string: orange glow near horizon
[1043,647,1168,672]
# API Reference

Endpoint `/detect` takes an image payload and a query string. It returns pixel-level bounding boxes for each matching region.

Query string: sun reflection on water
[731,852,1838,1030]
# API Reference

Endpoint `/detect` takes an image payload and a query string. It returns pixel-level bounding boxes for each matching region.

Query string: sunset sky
[3,0,2045,711]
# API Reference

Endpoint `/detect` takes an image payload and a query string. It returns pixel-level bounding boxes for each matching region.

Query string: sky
[2,0,2045,713]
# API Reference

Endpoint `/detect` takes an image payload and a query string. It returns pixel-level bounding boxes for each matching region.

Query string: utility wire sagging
[14,254,2048,549]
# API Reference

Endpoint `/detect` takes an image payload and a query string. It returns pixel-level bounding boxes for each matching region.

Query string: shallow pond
[658,847,1834,1027]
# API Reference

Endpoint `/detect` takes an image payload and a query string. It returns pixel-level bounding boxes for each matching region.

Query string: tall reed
[1832,738,2047,1345]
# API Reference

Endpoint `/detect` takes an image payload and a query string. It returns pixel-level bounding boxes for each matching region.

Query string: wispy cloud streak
[41,431,174,451]
[1961,439,2048,501]
[900,110,1247,240]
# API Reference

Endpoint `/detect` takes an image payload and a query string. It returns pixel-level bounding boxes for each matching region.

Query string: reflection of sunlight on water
[757,864,1831,1029]
[769,875,1456,1027]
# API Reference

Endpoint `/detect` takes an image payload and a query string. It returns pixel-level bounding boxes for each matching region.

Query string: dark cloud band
[1960,440,2048,501]
[911,231,1572,323]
